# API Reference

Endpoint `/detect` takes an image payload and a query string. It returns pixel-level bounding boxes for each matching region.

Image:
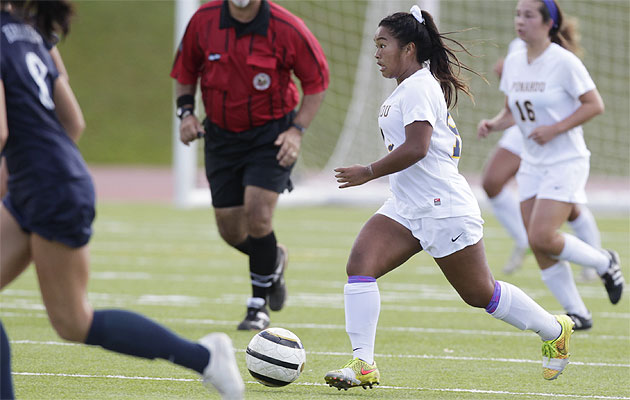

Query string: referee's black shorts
[203,113,295,208]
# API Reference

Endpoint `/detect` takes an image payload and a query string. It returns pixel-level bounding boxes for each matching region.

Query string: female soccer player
[481,35,601,286]
[324,5,574,390]
[0,2,243,399]
[478,0,623,330]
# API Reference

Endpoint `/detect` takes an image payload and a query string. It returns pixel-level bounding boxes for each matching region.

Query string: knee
[481,175,502,198]
[527,229,556,254]
[48,308,92,343]
[345,253,375,278]
[217,224,245,247]
[245,210,273,237]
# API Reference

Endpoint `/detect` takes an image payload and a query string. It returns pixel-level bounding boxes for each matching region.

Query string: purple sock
[485,281,501,314]
[348,275,376,283]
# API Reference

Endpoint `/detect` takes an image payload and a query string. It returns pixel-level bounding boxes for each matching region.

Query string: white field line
[10,372,630,399]
[10,340,630,368]
[2,308,629,341]
[3,286,629,320]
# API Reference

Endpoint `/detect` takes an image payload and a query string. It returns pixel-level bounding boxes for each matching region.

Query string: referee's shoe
[268,244,288,311]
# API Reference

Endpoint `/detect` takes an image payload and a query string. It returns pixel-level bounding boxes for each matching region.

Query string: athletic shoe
[567,311,593,331]
[268,244,288,312]
[324,358,380,390]
[541,315,574,380]
[578,267,598,283]
[237,298,270,331]
[600,250,624,305]
[502,246,528,274]
[199,333,245,400]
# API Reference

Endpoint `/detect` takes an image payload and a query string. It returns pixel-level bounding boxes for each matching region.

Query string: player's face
[373,26,405,80]
[514,0,553,44]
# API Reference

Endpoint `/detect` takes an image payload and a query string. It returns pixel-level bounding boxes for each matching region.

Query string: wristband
[176,94,195,109]
[290,122,306,134]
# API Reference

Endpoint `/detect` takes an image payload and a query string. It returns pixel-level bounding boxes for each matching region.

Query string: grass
[2,203,629,399]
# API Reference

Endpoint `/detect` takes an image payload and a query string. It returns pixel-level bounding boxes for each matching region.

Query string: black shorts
[3,177,95,248]
[203,113,295,208]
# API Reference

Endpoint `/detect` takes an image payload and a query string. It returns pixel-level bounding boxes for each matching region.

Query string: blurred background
[57,0,629,201]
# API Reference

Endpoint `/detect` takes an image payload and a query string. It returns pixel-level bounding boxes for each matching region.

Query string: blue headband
[542,0,559,29]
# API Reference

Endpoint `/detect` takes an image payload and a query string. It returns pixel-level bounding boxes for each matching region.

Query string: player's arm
[53,74,85,143]
[477,97,515,138]
[49,47,68,81]
[335,120,432,188]
[175,82,204,146]
[528,88,604,145]
[275,91,325,167]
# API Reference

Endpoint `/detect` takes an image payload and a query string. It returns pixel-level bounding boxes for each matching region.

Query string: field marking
[11,340,630,368]
[11,372,630,399]
[3,309,629,341]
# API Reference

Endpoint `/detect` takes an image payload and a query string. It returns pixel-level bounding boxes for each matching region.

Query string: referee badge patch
[253,73,271,91]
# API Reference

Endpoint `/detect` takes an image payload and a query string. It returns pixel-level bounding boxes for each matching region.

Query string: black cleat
[237,299,270,331]
[567,311,593,331]
[600,250,624,305]
[268,244,288,312]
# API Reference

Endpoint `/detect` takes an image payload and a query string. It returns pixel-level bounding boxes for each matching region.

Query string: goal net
[173,0,629,208]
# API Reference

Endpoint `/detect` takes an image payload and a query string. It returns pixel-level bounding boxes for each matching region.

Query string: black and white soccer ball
[245,327,306,387]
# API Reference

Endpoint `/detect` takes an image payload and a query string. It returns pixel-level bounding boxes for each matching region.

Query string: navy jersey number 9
[447,112,461,159]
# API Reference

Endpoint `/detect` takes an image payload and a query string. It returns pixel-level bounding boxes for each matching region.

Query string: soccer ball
[245,327,306,387]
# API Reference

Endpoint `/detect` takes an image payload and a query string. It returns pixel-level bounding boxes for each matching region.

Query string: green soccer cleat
[324,358,380,390]
[542,315,574,380]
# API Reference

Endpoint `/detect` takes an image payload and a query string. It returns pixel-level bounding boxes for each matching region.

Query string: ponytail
[538,0,583,57]
[379,9,482,108]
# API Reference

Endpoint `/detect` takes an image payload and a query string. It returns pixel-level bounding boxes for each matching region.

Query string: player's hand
[179,115,205,145]
[334,164,374,188]
[275,127,302,167]
[477,119,493,139]
[528,125,556,145]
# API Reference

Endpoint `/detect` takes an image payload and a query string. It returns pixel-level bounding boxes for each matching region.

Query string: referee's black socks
[248,231,278,301]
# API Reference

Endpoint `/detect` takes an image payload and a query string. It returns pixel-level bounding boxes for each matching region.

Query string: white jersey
[500,43,594,165]
[377,68,480,219]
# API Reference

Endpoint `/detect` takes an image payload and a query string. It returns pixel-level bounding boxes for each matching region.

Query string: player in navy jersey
[0,1,243,399]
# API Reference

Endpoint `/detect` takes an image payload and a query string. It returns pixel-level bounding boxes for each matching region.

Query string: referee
[170,0,329,330]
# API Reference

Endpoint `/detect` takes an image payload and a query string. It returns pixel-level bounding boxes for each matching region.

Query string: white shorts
[516,157,589,204]
[498,125,523,157]
[376,198,484,258]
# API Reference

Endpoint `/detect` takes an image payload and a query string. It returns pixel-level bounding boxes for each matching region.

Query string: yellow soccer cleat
[324,358,380,390]
[542,315,574,380]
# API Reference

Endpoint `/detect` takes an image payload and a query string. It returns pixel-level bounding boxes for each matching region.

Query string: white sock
[558,233,609,275]
[541,261,589,317]
[489,281,560,341]
[568,207,601,248]
[489,188,529,249]
[345,282,380,365]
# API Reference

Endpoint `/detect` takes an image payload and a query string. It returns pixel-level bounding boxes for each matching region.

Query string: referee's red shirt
[171,0,329,133]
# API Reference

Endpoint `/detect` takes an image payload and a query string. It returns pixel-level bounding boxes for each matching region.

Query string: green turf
[2,204,629,399]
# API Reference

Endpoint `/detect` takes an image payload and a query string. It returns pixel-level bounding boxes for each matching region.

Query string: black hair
[2,0,74,42]
[378,9,480,108]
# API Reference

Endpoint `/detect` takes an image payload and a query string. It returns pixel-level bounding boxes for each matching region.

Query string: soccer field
[2,204,629,399]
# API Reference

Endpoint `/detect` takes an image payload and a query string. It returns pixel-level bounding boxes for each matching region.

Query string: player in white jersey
[478,0,624,331]
[481,36,602,284]
[324,6,575,390]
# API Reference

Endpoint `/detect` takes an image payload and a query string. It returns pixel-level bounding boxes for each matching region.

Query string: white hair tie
[410,5,425,24]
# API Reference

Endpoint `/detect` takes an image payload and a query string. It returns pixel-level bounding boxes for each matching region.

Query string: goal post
[172,0,629,210]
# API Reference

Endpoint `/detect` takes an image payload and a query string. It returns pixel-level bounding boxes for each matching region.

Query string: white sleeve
[400,82,438,128]
[560,55,596,98]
